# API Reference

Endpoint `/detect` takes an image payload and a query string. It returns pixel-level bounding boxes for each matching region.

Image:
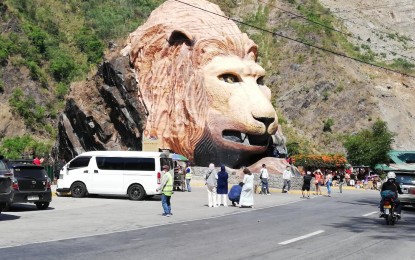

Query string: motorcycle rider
[379,172,403,218]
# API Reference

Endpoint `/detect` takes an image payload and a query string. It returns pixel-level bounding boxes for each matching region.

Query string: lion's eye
[218,74,241,84]
[257,76,265,86]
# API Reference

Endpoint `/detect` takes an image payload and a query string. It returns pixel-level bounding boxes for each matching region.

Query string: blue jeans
[326,181,332,195]
[261,178,269,194]
[186,179,191,192]
[161,194,171,214]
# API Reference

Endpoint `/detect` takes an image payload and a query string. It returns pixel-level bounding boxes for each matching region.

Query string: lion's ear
[168,30,194,47]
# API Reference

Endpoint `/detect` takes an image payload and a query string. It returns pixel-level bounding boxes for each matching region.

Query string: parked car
[395,172,415,207]
[0,157,14,214]
[8,161,52,210]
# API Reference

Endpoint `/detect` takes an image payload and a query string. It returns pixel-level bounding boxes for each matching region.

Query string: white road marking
[362,211,378,217]
[278,230,325,245]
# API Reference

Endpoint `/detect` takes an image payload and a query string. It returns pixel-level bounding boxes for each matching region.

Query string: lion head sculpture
[124,0,278,167]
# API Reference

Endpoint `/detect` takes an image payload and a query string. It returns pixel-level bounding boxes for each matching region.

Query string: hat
[162,165,170,170]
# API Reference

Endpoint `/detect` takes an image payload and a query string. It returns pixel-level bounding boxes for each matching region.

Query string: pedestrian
[282,165,293,193]
[302,171,313,199]
[228,184,242,207]
[260,164,270,195]
[239,168,254,208]
[205,163,218,207]
[156,165,173,217]
[33,156,41,166]
[185,162,193,192]
[313,169,323,195]
[325,171,333,197]
[54,158,65,183]
[217,165,229,206]
[338,170,345,193]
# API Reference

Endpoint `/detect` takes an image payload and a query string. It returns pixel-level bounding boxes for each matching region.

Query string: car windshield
[0,160,7,170]
[13,167,47,179]
[395,174,415,185]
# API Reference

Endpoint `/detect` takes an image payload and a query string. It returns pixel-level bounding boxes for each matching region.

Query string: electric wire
[256,0,415,62]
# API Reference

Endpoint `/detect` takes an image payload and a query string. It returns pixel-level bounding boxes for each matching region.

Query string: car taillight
[12,178,19,191]
[46,177,51,190]
[409,188,415,195]
[157,172,161,184]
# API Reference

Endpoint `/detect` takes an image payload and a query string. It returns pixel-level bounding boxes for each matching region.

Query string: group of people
[205,163,255,208]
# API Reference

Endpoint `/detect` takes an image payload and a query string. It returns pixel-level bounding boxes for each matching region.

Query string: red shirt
[33,157,41,166]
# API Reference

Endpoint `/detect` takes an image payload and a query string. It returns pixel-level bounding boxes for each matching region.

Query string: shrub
[74,27,104,64]
[323,118,334,132]
[56,82,69,100]
[0,135,52,159]
[49,50,77,82]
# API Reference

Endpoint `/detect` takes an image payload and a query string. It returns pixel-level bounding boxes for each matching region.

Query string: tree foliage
[343,120,394,168]
[0,135,52,159]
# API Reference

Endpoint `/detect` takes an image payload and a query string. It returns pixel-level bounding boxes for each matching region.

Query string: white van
[56,151,173,200]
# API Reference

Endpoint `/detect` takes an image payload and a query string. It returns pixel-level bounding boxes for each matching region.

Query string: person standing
[216,165,229,206]
[260,164,270,195]
[185,162,193,192]
[282,165,293,193]
[338,171,345,193]
[325,171,333,197]
[239,168,254,208]
[157,165,173,217]
[313,169,323,195]
[54,158,65,184]
[33,156,41,166]
[205,163,218,207]
[302,171,313,198]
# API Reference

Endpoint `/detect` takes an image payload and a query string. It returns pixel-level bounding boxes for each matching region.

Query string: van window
[69,157,91,169]
[96,157,125,170]
[124,157,155,171]
[160,158,173,170]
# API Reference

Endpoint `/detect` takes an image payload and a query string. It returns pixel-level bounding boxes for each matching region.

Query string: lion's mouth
[222,130,270,146]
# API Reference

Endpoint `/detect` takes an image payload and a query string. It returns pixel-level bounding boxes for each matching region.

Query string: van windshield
[0,160,7,170]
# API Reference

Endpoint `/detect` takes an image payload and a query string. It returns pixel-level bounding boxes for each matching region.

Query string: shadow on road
[6,204,55,212]
[0,213,20,221]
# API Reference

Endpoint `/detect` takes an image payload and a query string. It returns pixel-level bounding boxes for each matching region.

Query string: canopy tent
[171,153,188,161]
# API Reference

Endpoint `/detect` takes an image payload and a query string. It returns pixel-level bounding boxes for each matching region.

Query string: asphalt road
[1,186,414,260]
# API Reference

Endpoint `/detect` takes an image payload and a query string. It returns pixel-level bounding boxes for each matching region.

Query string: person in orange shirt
[313,169,323,195]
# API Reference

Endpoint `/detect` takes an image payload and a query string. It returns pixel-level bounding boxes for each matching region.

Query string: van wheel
[35,202,50,210]
[128,184,146,201]
[71,182,87,198]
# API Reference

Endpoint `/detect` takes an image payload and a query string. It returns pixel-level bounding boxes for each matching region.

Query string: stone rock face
[56,0,284,167]
[56,54,148,161]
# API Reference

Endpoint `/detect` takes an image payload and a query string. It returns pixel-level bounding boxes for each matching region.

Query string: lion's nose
[254,116,275,131]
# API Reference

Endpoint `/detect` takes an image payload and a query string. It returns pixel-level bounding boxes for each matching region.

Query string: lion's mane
[125,0,258,160]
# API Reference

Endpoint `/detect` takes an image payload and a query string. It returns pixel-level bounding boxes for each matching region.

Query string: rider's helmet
[387,171,396,179]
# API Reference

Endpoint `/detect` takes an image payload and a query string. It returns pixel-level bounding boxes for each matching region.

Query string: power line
[172,0,415,79]
[256,0,415,62]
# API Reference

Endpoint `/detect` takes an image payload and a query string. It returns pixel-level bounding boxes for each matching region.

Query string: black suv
[0,157,14,214]
[8,161,52,210]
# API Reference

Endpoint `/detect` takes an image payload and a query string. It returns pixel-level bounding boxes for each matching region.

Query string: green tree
[0,135,51,159]
[343,120,394,168]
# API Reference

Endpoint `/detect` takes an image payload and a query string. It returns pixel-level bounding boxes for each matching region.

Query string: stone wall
[192,167,317,191]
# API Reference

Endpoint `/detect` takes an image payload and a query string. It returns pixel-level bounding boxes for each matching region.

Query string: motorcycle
[382,198,398,225]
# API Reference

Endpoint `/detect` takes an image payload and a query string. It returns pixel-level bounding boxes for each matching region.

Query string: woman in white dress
[239,168,254,208]
[205,163,218,207]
